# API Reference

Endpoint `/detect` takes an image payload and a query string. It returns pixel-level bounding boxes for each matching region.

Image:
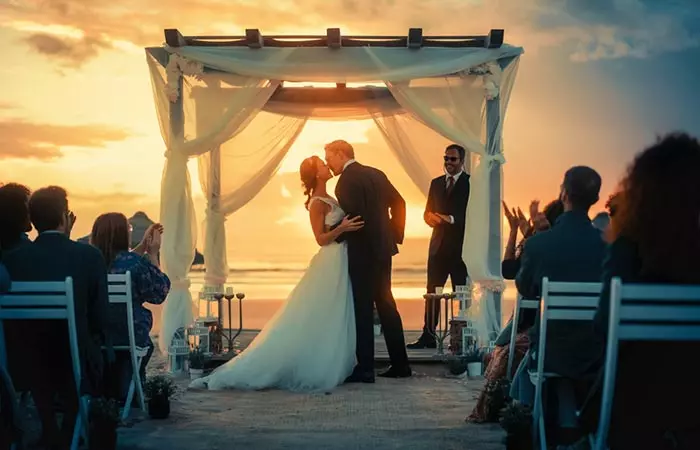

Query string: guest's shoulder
[522,230,550,252]
[110,251,145,270]
[70,239,107,264]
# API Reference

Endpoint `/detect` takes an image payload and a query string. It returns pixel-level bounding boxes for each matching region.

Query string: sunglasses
[444,156,460,163]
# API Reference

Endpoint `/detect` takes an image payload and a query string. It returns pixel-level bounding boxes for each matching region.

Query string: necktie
[446,176,455,195]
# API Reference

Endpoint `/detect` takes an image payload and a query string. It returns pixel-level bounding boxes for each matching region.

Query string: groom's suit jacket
[335,162,406,262]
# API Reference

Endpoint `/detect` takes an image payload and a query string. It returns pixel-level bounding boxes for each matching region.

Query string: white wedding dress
[189,197,356,392]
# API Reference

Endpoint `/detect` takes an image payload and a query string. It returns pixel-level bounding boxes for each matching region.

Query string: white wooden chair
[107,272,147,420]
[506,294,540,381]
[0,277,88,450]
[531,278,601,450]
[590,278,700,450]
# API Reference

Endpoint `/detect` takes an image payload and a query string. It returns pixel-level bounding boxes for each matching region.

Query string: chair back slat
[520,299,540,309]
[620,304,700,322]
[108,284,129,295]
[620,284,700,301]
[546,309,597,321]
[594,278,700,450]
[546,296,599,308]
[0,294,70,307]
[0,309,69,320]
[547,281,603,294]
[618,325,700,341]
[7,281,70,293]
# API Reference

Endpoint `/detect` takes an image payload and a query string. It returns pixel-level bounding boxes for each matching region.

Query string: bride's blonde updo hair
[300,156,322,210]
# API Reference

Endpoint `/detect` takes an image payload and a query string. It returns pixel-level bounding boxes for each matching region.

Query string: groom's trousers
[350,258,409,372]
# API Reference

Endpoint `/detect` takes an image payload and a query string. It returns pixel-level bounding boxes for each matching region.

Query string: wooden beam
[485,29,504,49]
[327,28,341,49]
[164,29,186,47]
[245,29,263,49]
[269,86,393,104]
[408,28,423,49]
[180,33,491,48]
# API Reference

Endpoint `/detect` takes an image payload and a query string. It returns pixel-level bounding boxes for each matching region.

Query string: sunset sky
[1,0,699,268]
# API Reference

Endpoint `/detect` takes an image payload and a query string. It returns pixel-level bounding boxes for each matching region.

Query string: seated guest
[516,166,606,378]
[2,186,111,449]
[467,199,563,423]
[496,199,564,346]
[0,183,32,252]
[513,167,606,444]
[583,133,700,449]
[90,213,170,401]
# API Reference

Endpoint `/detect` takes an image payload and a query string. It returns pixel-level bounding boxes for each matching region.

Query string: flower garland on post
[467,62,503,101]
[165,53,205,103]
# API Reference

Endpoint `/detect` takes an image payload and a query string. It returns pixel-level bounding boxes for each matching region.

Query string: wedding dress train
[189,197,356,392]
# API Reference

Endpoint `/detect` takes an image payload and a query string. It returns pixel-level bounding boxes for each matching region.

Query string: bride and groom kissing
[190,140,411,392]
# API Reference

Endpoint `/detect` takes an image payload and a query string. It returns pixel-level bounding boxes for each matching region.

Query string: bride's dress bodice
[311,196,345,227]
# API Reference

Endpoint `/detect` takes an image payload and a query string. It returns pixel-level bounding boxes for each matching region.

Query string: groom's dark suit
[335,161,410,372]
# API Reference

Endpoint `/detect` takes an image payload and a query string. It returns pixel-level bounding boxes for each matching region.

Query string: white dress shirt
[444,170,463,225]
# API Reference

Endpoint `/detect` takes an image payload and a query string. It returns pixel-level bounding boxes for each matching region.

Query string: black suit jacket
[335,162,406,263]
[2,232,112,394]
[425,173,470,260]
[516,211,606,378]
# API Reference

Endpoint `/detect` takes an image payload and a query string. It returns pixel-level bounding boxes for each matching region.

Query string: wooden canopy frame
[161,28,506,103]
[153,28,514,331]
[164,28,505,49]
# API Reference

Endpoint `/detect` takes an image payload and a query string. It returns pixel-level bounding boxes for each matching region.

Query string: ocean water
[183,265,517,330]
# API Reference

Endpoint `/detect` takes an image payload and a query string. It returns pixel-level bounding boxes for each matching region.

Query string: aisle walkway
[117,366,503,450]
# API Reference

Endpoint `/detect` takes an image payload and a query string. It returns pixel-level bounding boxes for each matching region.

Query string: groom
[325,140,411,383]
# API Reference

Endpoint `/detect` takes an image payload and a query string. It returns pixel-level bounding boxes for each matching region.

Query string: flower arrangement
[466,62,502,101]
[165,53,204,102]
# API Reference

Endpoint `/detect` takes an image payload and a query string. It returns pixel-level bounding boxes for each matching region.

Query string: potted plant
[500,400,533,450]
[188,346,205,380]
[144,375,176,420]
[88,397,120,450]
[464,345,483,377]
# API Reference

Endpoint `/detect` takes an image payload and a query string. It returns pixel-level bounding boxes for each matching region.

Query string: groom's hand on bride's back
[332,215,364,242]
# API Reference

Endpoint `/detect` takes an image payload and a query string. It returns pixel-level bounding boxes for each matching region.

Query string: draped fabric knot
[484,153,506,166]
[205,207,226,222]
[171,278,192,289]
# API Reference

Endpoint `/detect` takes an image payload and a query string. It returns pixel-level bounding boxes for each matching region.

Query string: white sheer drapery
[146,42,523,352]
[197,111,307,286]
[147,53,282,351]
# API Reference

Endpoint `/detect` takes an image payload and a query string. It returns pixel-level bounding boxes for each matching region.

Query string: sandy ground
[116,343,505,450]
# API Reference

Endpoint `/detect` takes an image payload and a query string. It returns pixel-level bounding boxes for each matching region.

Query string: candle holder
[424,287,458,358]
[218,288,245,353]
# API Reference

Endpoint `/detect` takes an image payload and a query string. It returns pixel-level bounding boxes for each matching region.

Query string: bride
[189,156,364,392]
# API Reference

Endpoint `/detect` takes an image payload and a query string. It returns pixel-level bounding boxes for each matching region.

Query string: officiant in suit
[408,144,470,349]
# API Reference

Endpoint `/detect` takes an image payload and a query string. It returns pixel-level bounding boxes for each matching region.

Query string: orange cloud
[1,0,697,67]
[23,32,112,68]
[0,119,132,160]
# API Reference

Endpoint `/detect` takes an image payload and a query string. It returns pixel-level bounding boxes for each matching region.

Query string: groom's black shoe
[378,365,412,378]
[406,337,437,350]
[345,369,375,384]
